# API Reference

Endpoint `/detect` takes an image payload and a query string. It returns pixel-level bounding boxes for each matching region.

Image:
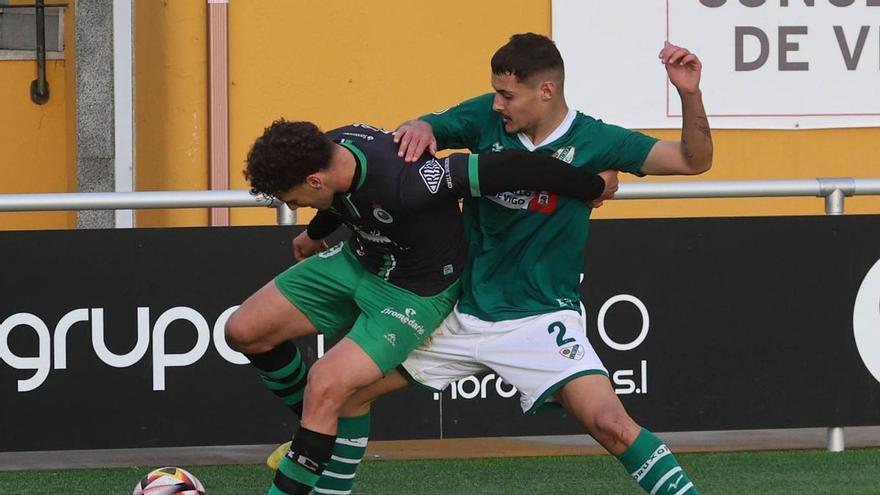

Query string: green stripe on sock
[279,455,320,487]
[617,429,698,495]
[314,474,352,490]
[336,413,370,437]
[315,413,370,494]
[261,352,303,380]
[267,484,287,495]
[323,458,359,476]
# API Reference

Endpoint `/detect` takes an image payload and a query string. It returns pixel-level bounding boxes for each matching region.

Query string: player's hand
[659,41,702,95]
[589,170,619,209]
[292,230,328,261]
[394,120,437,163]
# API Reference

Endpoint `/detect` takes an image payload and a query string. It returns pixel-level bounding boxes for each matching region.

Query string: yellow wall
[3,1,878,231]
[226,0,551,226]
[134,0,210,227]
[0,3,75,231]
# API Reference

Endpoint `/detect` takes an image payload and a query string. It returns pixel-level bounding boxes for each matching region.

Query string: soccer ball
[132,466,206,495]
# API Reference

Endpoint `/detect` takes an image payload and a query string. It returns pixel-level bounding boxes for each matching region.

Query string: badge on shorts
[560,344,585,360]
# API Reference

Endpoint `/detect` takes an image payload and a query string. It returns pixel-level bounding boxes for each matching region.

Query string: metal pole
[276,204,296,226]
[827,427,845,453]
[819,178,853,451]
[824,190,845,215]
[30,0,50,104]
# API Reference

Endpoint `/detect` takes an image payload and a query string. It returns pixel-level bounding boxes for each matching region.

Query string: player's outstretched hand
[394,120,437,163]
[589,169,619,209]
[659,41,702,95]
[292,230,328,261]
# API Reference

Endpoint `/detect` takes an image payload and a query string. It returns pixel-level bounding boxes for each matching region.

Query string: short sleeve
[419,94,496,152]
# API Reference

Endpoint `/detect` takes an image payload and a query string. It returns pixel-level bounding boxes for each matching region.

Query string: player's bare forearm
[679,89,713,174]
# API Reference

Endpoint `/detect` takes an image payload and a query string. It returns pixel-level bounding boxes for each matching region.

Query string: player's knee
[591,406,639,446]
[304,360,349,413]
[224,309,264,354]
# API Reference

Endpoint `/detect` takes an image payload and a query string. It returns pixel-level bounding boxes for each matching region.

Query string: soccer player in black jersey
[225,119,618,495]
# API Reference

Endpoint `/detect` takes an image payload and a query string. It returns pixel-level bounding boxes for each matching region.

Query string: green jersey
[421,93,658,321]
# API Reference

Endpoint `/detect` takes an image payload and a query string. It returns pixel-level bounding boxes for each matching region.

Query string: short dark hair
[244,119,333,197]
[490,33,564,84]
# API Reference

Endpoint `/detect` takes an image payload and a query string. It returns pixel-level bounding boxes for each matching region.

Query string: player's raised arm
[400,150,617,211]
[641,41,713,176]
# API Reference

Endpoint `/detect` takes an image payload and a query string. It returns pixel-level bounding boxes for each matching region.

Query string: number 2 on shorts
[548,321,575,347]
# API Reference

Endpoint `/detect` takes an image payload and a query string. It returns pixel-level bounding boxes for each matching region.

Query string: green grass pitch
[1,449,878,494]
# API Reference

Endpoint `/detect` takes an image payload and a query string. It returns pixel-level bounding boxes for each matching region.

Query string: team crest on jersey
[560,344,585,360]
[419,159,445,194]
[553,146,576,164]
[372,207,394,224]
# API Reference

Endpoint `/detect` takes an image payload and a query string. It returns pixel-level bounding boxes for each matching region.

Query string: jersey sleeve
[419,93,496,151]
[398,151,606,212]
[306,209,342,240]
[591,120,659,176]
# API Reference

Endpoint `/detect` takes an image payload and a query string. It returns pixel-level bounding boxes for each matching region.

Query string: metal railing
[2,177,879,451]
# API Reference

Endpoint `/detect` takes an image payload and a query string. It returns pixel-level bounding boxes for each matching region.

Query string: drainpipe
[208,0,229,226]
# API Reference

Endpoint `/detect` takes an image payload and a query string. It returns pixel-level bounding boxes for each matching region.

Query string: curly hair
[244,119,334,197]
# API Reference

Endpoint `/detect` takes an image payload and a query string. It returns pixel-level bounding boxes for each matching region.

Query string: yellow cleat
[266,440,292,470]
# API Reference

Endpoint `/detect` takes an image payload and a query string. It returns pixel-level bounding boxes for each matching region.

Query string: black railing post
[30,0,50,104]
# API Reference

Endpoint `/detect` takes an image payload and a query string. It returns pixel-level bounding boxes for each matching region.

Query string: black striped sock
[246,341,308,417]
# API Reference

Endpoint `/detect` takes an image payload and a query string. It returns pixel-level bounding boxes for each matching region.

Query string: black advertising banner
[1,216,879,452]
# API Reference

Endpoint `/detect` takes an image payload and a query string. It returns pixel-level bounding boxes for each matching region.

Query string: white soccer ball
[132,466,206,495]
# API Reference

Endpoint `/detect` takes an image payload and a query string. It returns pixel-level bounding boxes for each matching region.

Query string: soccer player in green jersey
[282,34,713,494]
[229,119,617,495]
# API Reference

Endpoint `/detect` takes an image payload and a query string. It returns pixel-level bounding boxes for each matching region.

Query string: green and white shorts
[400,305,607,413]
[274,242,460,374]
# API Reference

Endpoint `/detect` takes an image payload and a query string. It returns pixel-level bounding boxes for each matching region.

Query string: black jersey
[321,124,472,296]
[309,123,609,296]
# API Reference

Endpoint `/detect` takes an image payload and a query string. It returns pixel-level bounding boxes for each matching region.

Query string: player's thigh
[478,310,608,414]
[340,369,412,417]
[273,242,362,339]
[399,308,489,393]
[226,279,319,350]
[349,277,460,375]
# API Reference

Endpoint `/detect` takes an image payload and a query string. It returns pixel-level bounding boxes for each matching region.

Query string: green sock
[617,429,699,495]
[314,412,371,495]
[246,341,308,417]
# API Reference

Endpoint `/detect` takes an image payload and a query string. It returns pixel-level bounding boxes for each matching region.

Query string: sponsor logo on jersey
[554,146,576,164]
[560,344,585,360]
[317,242,345,258]
[372,207,394,224]
[381,307,426,335]
[443,158,454,189]
[488,190,535,209]
[487,189,558,214]
[384,333,397,346]
[352,123,392,135]
[419,159,445,194]
[341,132,374,141]
[443,264,454,275]
[491,142,504,153]
[528,191,558,214]
[352,225,392,244]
